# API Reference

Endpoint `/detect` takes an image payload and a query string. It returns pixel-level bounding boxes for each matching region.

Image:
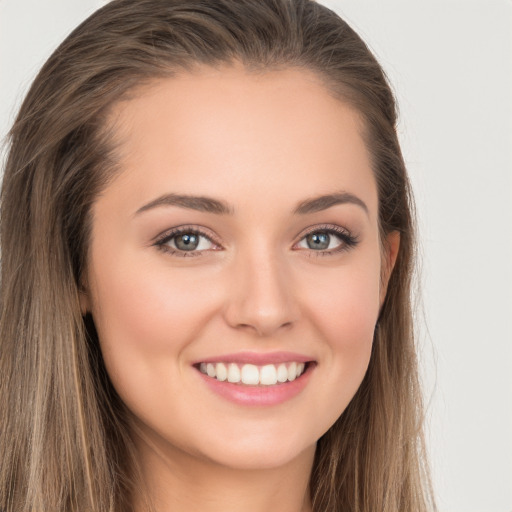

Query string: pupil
[176,233,199,251]
[307,232,329,250]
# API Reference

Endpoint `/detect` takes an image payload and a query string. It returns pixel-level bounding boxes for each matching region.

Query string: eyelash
[297,224,359,257]
[153,226,221,258]
[153,224,359,258]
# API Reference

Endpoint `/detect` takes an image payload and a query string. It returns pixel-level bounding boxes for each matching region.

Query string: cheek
[88,252,220,377]
[297,257,381,412]
[325,282,378,382]
[305,260,381,345]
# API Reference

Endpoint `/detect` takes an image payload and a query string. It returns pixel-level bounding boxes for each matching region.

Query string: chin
[191,427,318,471]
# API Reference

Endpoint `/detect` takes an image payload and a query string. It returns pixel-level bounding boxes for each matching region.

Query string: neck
[131,426,315,512]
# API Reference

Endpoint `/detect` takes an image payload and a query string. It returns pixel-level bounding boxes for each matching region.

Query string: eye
[298,232,340,251]
[295,225,358,255]
[154,227,219,256]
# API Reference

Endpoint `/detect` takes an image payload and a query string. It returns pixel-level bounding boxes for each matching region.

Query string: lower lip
[195,363,315,406]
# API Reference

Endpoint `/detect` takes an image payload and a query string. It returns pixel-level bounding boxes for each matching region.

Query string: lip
[193,359,316,407]
[192,351,314,366]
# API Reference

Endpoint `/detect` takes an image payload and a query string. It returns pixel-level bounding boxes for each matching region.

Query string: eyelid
[152,223,359,258]
[294,223,351,240]
[153,225,223,257]
[293,223,359,255]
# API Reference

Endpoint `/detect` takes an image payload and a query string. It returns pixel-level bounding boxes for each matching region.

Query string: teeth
[260,364,277,386]
[241,364,259,385]
[227,363,241,383]
[288,362,297,381]
[276,364,288,383]
[206,363,216,378]
[216,362,227,381]
[198,361,308,385]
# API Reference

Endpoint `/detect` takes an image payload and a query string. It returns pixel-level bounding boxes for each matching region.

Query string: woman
[0,0,435,511]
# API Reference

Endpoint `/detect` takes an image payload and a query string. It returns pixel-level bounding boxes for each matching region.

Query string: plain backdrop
[1,1,511,511]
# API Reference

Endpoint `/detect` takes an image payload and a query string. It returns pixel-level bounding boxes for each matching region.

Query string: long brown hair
[0,1,435,510]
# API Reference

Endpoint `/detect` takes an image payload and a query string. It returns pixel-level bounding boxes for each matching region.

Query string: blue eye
[154,224,358,258]
[173,233,201,251]
[296,226,358,254]
[155,228,216,256]
[302,232,338,250]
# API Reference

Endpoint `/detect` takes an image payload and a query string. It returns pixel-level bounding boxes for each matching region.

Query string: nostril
[222,266,300,336]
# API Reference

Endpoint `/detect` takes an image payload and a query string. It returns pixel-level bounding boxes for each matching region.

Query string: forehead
[104,64,377,219]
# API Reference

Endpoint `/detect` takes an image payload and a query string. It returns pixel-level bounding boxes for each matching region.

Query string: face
[83,65,398,471]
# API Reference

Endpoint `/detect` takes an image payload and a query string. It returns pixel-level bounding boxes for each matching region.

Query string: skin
[82,64,399,512]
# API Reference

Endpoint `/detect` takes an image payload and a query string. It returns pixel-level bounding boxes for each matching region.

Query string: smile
[193,352,316,406]
[198,361,308,386]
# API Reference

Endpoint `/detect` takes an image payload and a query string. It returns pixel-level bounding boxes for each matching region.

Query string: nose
[223,246,299,337]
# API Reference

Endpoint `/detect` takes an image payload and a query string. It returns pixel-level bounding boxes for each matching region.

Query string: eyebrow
[135,193,234,216]
[135,191,368,217]
[293,192,368,216]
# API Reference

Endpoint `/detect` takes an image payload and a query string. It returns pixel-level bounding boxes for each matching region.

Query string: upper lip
[192,351,315,366]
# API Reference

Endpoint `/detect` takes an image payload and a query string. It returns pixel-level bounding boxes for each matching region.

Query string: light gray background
[1,1,511,511]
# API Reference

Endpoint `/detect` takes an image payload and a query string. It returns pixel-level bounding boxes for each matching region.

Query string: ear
[379,230,400,307]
